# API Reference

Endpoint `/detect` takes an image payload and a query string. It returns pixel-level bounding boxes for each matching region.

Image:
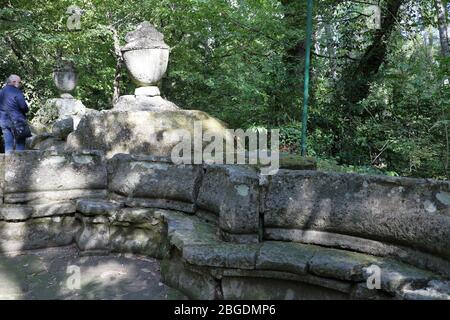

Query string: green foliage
[0,0,448,180]
[279,122,301,151]
[317,157,399,176]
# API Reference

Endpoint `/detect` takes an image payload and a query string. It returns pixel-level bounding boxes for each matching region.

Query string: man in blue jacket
[0,75,29,153]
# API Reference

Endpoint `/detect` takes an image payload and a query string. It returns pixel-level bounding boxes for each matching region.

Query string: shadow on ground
[0,245,187,300]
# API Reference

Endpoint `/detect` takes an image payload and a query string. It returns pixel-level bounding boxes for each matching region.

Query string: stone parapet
[0,150,449,300]
[263,171,450,261]
[3,150,107,204]
[107,154,202,213]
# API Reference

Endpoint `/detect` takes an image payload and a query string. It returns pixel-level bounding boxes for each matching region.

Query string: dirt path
[0,245,186,300]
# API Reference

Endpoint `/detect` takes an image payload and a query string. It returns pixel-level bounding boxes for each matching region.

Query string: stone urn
[121,22,170,96]
[53,60,77,99]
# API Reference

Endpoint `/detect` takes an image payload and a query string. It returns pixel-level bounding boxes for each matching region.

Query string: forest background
[0,0,448,179]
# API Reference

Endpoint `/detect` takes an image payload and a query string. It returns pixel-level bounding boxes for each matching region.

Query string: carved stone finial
[53,60,77,99]
[123,21,166,46]
[121,22,170,96]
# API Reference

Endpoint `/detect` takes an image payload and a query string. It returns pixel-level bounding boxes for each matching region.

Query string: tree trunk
[445,121,449,179]
[277,0,307,123]
[434,0,449,57]
[423,26,434,59]
[281,0,306,71]
[434,0,449,178]
[109,25,123,103]
[338,0,404,108]
[112,59,122,103]
[325,22,337,80]
[330,0,404,162]
[4,35,38,76]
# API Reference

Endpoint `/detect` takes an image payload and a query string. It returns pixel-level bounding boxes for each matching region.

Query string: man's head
[7,74,21,88]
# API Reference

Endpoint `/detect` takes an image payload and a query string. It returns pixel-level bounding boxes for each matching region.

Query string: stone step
[0,201,76,221]
[159,211,450,300]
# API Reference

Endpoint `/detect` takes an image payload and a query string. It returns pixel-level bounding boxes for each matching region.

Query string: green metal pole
[301,0,313,156]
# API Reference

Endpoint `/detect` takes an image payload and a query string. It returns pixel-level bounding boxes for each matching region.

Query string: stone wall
[0,150,106,252]
[65,110,234,158]
[262,171,450,278]
[107,154,203,213]
[0,150,449,300]
[263,171,450,256]
[3,150,107,204]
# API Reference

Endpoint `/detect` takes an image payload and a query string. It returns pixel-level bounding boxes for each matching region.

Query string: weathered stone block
[112,207,163,225]
[374,260,436,294]
[219,231,259,244]
[159,210,220,251]
[221,269,352,294]
[264,170,450,259]
[0,202,76,221]
[5,189,107,204]
[125,198,196,214]
[256,241,316,275]
[52,117,74,140]
[4,150,107,195]
[399,280,450,300]
[76,199,122,216]
[308,248,379,282]
[260,228,450,279]
[0,205,32,221]
[0,216,80,252]
[29,136,67,152]
[221,277,348,300]
[108,154,202,212]
[182,243,259,269]
[75,217,110,252]
[279,154,317,170]
[197,165,260,241]
[161,254,220,300]
[66,110,232,158]
[46,97,88,120]
[110,225,168,258]
[196,210,219,225]
[113,95,179,112]
[0,154,5,205]
[350,283,393,300]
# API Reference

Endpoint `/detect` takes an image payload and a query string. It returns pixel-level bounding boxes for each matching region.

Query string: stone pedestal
[29,60,95,151]
[111,22,173,111]
[112,95,179,112]
[47,97,88,129]
[66,109,232,158]
[53,60,77,97]
[67,23,232,159]
[135,86,160,96]
[113,22,173,111]
[121,22,170,93]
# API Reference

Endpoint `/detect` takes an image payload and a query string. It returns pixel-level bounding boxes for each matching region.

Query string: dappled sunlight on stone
[0,146,449,300]
[0,21,449,301]
[0,247,185,300]
[0,277,24,300]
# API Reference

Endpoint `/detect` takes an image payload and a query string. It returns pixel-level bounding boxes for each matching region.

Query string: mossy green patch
[279,154,317,170]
